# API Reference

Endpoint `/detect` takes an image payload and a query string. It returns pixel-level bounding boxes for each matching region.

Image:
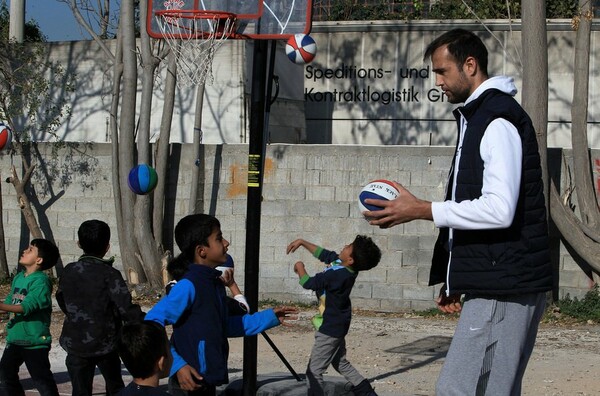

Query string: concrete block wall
[0,144,121,272]
[0,143,597,310]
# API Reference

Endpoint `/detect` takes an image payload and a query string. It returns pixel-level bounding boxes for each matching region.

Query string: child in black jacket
[287,235,381,396]
[56,220,144,396]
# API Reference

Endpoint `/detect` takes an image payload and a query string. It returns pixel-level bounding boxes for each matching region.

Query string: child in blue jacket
[145,214,297,396]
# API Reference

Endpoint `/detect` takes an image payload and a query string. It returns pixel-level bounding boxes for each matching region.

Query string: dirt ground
[4,301,600,395]
[224,309,600,396]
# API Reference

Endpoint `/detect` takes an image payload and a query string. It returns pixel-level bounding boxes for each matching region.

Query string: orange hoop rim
[155,10,241,39]
[155,9,237,21]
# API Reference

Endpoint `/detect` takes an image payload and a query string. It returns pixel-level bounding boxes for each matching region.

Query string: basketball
[358,179,400,214]
[128,164,158,195]
[216,254,235,277]
[285,34,317,64]
[0,123,12,150]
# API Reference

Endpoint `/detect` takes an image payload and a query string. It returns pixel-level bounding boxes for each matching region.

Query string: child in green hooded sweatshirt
[0,239,60,396]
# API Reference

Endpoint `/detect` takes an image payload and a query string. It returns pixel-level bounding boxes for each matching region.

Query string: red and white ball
[358,179,400,216]
[0,123,12,150]
[285,34,317,64]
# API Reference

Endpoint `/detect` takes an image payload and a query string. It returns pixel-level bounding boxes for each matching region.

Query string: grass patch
[547,285,600,324]
[412,288,600,325]
[410,307,460,319]
[259,299,315,309]
[413,307,446,318]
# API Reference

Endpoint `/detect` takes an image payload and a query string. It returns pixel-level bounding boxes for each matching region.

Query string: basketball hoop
[155,10,237,87]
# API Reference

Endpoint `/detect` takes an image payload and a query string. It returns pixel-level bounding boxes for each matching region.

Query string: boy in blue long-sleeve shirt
[145,214,297,396]
[287,235,381,396]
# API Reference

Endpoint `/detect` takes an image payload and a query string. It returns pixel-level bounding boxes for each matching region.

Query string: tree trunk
[111,30,126,279]
[521,0,549,212]
[0,174,9,279]
[153,52,177,247]
[569,0,600,230]
[7,165,42,239]
[190,82,206,214]
[132,1,164,287]
[67,0,176,287]
[547,0,600,273]
[550,182,600,265]
[117,0,144,282]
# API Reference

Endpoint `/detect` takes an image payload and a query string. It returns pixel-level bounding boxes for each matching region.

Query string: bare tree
[521,0,600,273]
[0,5,75,278]
[521,0,549,208]
[132,1,164,285]
[63,0,600,289]
[439,0,600,278]
[64,0,185,287]
[545,0,600,270]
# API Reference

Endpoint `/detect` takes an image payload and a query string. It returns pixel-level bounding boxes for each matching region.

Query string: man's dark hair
[31,239,60,271]
[424,28,488,77]
[118,321,169,379]
[350,235,381,272]
[78,220,110,257]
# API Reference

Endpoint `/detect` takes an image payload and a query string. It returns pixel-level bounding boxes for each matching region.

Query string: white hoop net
[155,11,236,87]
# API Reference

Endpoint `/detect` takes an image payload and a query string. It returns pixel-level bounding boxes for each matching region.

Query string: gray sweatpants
[306,331,365,396]
[436,292,546,396]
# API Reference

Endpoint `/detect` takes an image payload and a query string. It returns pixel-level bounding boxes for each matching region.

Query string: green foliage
[412,304,463,319]
[416,287,600,324]
[546,0,578,18]
[316,0,430,21]
[259,298,316,309]
[427,0,577,19]
[0,3,95,199]
[0,40,75,146]
[0,4,47,42]
[314,0,579,21]
[0,273,12,285]
[0,4,75,148]
[554,285,600,322]
[428,0,522,19]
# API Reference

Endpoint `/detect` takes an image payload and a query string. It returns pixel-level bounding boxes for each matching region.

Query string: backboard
[147,0,313,40]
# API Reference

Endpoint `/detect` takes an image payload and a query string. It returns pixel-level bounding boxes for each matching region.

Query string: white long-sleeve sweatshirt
[431,76,523,232]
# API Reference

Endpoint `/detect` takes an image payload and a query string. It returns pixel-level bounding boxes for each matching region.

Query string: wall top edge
[311,19,586,33]
[27,142,588,153]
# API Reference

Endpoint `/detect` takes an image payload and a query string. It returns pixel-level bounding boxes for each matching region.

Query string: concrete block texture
[0,143,595,312]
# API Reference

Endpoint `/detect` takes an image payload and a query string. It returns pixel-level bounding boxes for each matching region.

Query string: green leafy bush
[314,0,579,21]
[554,285,600,322]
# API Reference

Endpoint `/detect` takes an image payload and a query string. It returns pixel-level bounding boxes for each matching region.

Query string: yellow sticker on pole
[248,154,261,187]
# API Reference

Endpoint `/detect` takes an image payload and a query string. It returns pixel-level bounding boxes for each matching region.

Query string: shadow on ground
[370,335,451,382]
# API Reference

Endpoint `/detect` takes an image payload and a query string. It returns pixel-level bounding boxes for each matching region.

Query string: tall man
[364,29,553,395]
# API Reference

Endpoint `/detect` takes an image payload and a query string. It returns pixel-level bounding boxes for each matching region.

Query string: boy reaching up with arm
[287,236,381,396]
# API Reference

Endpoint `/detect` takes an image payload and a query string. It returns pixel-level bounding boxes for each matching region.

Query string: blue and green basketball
[128,164,158,195]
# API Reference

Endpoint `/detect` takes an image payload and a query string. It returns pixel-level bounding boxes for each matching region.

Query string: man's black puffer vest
[429,88,553,295]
